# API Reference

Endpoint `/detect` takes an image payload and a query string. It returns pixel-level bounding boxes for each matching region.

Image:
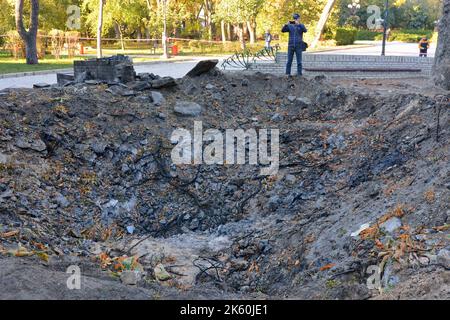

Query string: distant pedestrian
[265,30,273,49]
[282,13,308,76]
[418,37,430,57]
[152,40,159,54]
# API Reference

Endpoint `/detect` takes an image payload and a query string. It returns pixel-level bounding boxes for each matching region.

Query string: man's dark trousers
[286,44,303,76]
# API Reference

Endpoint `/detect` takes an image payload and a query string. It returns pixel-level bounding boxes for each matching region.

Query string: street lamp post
[381,0,389,56]
[161,0,169,59]
[347,0,361,16]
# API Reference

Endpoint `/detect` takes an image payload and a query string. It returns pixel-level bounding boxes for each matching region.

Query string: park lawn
[0,55,83,75]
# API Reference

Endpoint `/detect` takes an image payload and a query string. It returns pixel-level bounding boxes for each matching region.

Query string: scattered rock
[33,83,51,89]
[150,77,177,89]
[85,80,101,85]
[271,113,284,122]
[120,270,141,285]
[157,112,167,120]
[15,137,47,152]
[106,85,135,97]
[150,91,165,106]
[129,81,151,91]
[55,194,70,208]
[91,141,108,155]
[57,73,75,87]
[437,249,450,269]
[174,101,202,117]
[0,152,8,164]
[296,97,312,108]
[186,60,219,77]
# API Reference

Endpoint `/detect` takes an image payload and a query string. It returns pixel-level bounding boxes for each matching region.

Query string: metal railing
[221,44,280,70]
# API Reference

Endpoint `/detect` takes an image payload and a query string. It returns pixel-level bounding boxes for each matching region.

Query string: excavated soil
[0,70,449,300]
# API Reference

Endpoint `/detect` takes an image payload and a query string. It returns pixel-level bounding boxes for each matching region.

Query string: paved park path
[0,42,437,90]
[317,41,436,57]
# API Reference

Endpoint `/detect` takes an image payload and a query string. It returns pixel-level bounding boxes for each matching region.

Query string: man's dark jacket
[282,23,307,46]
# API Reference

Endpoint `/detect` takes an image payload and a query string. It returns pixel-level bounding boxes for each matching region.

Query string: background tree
[311,0,337,48]
[97,0,105,58]
[15,0,39,64]
[433,0,450,89]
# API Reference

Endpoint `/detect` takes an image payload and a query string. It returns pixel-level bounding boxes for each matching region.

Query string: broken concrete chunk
[174,101,202,117]
[150,91,165,106]
[106,85,135,97]
[296,97,312,108]
[74,71,87,83]
[129,81,151,92]
[57,73,75,87]
[91,141,108,155]
[0,152,8,164]
[186,59,219,77]
[55,194,70,208]
[150,76,177,89]
[120,270,141,285]
[33,83,51,89]
[85,80,101,85]
[271,113,284,122]
[437,249,450,269]
[15,137,47,152]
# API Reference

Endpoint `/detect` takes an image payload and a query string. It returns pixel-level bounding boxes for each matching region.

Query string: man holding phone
[282,13,308,76]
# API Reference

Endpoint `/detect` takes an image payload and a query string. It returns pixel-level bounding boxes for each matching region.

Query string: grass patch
[0,55,83,74]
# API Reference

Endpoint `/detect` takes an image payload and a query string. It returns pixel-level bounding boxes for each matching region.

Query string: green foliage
[344,15,360,28]
[372,29,434,43]
[0,0,14,35]
[356,30,382,41]
[5,30,24,59]
[335,27,357,46]
[0,0,441,52]
[430,31,438,44]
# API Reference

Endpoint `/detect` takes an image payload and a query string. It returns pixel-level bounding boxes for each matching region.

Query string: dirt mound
[0,70,448,299]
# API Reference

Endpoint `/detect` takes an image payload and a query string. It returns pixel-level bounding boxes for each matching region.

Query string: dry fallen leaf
[0,230,19,238]
[35,251,49,262]
[375,239,384,250]
[320,263,336,271]
[8,245,34,257]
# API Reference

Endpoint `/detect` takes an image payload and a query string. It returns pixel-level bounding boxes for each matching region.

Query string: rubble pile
[0,64,448,299]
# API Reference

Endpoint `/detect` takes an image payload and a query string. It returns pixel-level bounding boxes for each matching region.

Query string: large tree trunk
[311,0,337,49]
[203,0,213,40]
[247,20,256,44]
[235,24,246,50]
[227,23,232,41]
[433,0,450,90]
[97,0,105,58]
[114,21,125,52]
[221,20,226,44]
[15,0,39,65]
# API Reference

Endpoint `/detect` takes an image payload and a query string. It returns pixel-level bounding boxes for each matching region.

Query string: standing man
[265,30,273,49]
[282,13,307,76]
